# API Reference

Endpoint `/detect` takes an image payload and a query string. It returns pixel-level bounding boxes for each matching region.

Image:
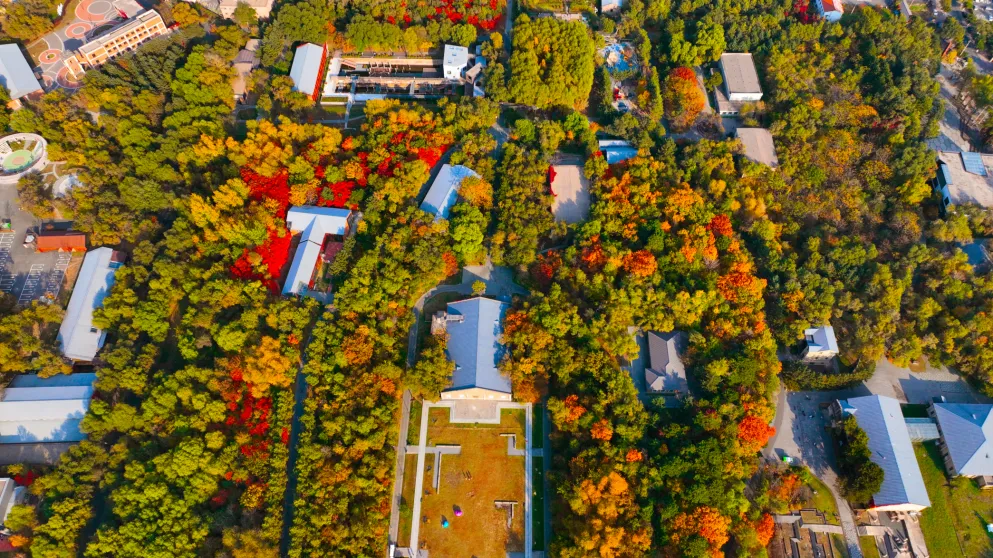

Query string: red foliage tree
[738,414,776,453]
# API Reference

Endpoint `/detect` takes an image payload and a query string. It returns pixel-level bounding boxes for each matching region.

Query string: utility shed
[736,128,778,167]
[0,373,96,444]
[420,164,478,220]
[289,43,327,100]
[35,231,86,252]
[58,247,123,362]
[440,297,512,401]
[840,395,931,512]
[932,403,993,477]
[0,44,42,103]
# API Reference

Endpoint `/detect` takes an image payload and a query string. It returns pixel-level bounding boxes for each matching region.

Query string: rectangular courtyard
[414,407,526,557]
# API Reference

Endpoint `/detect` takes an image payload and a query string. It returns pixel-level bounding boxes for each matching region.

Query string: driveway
[927,67,974,153]
[405,258,527,366]
[864,357,991,404]
[765,387,865,558]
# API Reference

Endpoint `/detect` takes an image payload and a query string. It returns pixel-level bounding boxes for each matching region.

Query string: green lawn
[532,404,544,449]
[407,399,423,446]
[915,441,993,557]
[860,535,881,558]
[830,534,849,558]
[532,456,545,551]
[803,473,840,525]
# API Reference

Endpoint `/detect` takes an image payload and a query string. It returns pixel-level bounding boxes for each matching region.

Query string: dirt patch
[417,409,525,557]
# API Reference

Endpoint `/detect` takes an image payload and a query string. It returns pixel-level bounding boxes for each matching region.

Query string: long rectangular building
[0,373,96,445]
[63,10,169,79]
[58,247,124,362]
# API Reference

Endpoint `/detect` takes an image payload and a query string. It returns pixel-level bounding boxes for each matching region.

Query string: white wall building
[282,206,352,297]
[289,43,327,100]
[801,325,839,365]
[58,248,123,362]
[0,373,97,445]
[719,53,763,102]
[443,44,469,80]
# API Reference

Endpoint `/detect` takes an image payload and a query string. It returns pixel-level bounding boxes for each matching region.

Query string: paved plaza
[29,0,144,91]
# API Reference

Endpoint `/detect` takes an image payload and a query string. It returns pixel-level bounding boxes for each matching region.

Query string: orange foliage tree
[622,250,658,277]
[665,67,706,131]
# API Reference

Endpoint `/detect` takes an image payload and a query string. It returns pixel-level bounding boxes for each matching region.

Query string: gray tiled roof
[645,331,688,393]
[445,297,511,394]
[843,395,930,509]
[933,403,993,476]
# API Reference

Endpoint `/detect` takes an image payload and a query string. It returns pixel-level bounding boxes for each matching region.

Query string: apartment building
[63,10,168,79]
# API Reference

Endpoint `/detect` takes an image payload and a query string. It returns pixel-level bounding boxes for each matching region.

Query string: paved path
[280,326,317,556]
[388,390,414,548]
[541,405,551,552]
[406,400,533,557]
[504,0,515,47]
[406,260,526,367]
[524,403,533,558]
[406,283,472,367]
[408,400,432,556]
[32,0,143,91]
[764,387,862,558]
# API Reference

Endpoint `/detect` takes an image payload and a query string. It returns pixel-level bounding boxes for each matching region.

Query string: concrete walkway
[388,390,413,548]
[408,399,433,556]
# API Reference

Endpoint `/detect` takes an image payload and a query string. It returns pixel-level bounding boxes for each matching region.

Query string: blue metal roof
[962,151,988,176]
[604,147,638,164]
[445,297,511,394]
[933,403,993,476]
[938,161,954,188]
[420,164,478,220]
[843,395,930,510]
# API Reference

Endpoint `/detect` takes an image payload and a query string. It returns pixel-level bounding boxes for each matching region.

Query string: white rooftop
[420,164,477,220]
[720,53,762,95]
[0,373,96,444]
[289,43,326,98]
[58,248,121,362]
[443,44,469,68]
[736,128,779,167]
[804,325,838,354]
[937,151,993,208]
[282,206,350,296]
[0,44,42,100]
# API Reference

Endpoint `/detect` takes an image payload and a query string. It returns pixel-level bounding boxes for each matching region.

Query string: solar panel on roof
[962,151,988,176]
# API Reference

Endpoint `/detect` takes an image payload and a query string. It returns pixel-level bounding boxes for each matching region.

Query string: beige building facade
[64,11,168,79]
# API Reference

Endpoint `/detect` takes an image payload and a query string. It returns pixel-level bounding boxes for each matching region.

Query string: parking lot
[0,185,80,305]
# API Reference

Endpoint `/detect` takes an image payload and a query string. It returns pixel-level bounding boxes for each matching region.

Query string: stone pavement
[30,0,143,91]
[865,357,991,404]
